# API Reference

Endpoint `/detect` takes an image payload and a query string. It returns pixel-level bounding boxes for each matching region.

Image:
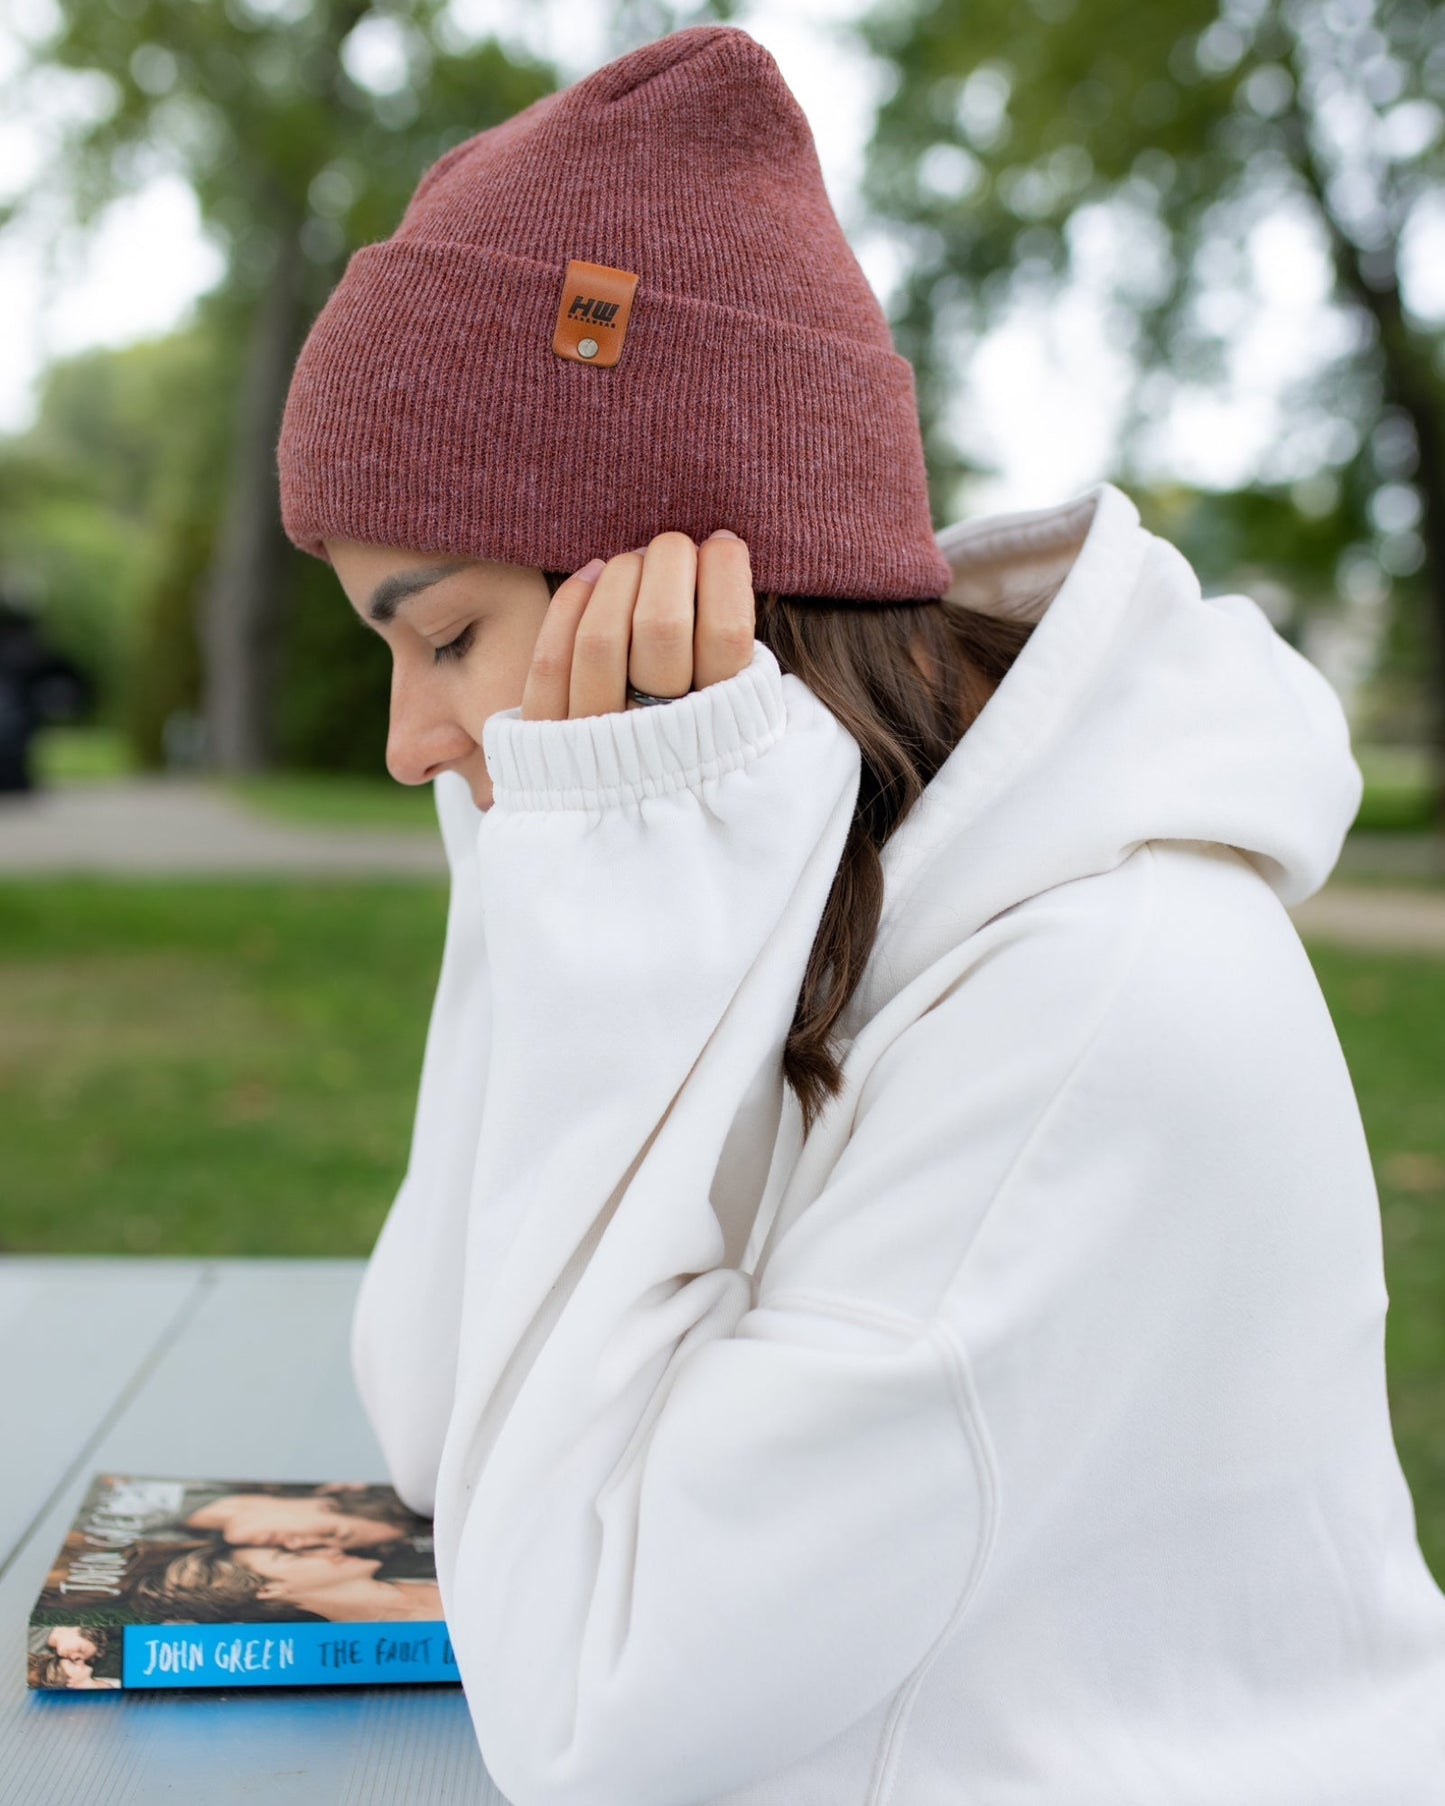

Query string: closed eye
[433,624,476,665]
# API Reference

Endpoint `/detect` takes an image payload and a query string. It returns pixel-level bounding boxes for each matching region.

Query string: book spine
[119,1620,459,1688]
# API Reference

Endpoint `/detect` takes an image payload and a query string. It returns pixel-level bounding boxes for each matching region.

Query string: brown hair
[542,571,1039,1140]
[123,1538,328,1624]
[758,593,1040,1136]
[28,1650,69,1688]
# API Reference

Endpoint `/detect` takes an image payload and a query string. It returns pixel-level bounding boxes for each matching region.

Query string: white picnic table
[0,1256,507,1805]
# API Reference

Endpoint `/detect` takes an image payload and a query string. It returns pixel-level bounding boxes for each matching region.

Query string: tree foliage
[0,318,234,749]
[14,0,558,304]
[4,0,559,770]
[859,0,1445,802]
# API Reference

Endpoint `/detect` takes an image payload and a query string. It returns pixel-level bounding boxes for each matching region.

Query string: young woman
[276,21,1445,1806]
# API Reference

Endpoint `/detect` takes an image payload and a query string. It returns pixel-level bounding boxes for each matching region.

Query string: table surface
[0,1255,506,1806]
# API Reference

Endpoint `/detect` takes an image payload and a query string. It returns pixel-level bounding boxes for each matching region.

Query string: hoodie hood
[845,482,1363,1032]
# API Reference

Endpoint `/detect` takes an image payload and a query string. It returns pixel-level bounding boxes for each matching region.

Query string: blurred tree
[275,547,393,774]
[120,310,237,768]
[4,0,558,771]
[860,0,1445,819]
[0,324,230,744]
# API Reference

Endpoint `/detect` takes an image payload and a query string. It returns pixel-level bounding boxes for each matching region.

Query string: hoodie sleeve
[349,768,491,1517]
[428,641,994,1806]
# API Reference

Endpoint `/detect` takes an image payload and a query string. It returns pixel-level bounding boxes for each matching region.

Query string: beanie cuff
[278,239,953,601]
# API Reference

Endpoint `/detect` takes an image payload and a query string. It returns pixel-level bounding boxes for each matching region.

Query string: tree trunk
[1283,77,1445,829]
[1315,232,1445,831]
[200,221,308,774]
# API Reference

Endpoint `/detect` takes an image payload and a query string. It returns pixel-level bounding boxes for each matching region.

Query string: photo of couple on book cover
[27,1473,443,1689]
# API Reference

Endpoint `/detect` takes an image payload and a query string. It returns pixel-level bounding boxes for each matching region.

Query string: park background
[0,0,1442,1583]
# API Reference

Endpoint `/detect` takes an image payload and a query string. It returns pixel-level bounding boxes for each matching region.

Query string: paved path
[0,778,446,878]
[1287,886,1445,954]
[1334,831,1445,882]
[3,780,1444,952]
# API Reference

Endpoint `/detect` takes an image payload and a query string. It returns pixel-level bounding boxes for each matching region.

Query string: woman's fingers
[694,532,757,690]
[629,532,697,704]
[520,560,604,721]
[567,552,644,719]
[520,532,753,723]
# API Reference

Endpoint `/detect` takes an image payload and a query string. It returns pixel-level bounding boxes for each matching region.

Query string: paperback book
[27,1473,459,1692]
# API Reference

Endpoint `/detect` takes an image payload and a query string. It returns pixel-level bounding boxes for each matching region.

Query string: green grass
[0,880,447,1259]
[223,773,440,832]
[1325,862,1445,891]
[1,883,1441,1583]
[32,726,134,784]
[1306,946,1445,1582]
[1354,744,1439,833]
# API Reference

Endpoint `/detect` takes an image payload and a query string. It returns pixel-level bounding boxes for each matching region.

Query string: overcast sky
[1,0,1440,523]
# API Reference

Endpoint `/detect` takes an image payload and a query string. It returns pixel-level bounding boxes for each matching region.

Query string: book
[27,1473,460,1691]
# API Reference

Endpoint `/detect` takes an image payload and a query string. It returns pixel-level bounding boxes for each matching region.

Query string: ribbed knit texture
[276,23,953,602]
[482,641,787,812]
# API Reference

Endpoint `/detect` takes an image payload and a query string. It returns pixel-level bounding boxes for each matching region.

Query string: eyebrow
[367,560,473,625]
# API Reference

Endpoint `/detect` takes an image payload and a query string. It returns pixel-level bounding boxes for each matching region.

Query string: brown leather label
[553,260,639,368]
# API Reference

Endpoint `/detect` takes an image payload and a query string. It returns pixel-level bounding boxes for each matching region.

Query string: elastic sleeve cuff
[481,639,787,812]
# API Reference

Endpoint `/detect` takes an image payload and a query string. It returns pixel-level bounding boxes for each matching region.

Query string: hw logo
[554,260,639,367]
[567,295,621,328]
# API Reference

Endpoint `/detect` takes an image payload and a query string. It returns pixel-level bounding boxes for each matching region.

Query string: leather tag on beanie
[554,260,639,367]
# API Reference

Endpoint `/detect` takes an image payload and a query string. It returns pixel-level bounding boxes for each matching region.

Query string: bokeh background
[0,0,1441,1577]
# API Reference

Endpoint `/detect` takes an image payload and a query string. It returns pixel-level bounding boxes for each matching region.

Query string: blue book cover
[27,1472,460,1692]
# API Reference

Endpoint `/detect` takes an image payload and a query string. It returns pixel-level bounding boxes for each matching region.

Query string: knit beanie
[276,22,953,603]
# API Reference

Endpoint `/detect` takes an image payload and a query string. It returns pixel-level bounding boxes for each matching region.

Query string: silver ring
[626,680,685,707]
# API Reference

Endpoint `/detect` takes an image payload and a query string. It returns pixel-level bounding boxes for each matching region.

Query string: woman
[123,1537,443,1625]
[275,22,1445,1806]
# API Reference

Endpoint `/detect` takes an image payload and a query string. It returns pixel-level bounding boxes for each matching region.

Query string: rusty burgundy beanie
[276,22,953,602]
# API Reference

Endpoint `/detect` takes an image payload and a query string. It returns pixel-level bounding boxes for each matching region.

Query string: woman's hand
[520,530,756,722]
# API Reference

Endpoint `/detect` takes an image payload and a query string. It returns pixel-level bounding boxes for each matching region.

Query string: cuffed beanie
[276,23,953,602]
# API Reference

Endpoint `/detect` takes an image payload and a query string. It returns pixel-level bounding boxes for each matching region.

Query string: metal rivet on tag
[554,260,639,367]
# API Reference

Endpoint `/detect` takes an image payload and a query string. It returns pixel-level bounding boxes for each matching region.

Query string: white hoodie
[350,482,1445,1806]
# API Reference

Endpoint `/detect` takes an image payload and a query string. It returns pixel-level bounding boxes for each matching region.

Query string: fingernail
[707,529,741,541]
[575,557,606,582]
[626,545,648,556]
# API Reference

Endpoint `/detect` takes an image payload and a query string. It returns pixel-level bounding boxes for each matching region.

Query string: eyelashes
[432,623,477,666]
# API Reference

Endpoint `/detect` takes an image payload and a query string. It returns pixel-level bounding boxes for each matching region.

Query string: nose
[386,663,472,786]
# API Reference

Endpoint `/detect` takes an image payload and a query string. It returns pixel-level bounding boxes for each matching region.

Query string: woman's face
[48,1627,98,1662]
[324,539,553,812]
[234,1543,381,1600]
